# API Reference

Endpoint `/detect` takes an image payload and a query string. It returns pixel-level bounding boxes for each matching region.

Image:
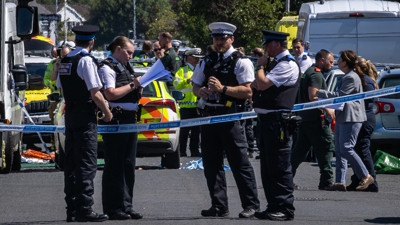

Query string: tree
[177,0,285,53]
[86,0,175,47]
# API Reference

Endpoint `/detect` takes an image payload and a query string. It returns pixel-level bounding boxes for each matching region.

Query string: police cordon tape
[1,85,399,133]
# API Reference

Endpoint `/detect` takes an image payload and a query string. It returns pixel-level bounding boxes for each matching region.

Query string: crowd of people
[53,20,381,222]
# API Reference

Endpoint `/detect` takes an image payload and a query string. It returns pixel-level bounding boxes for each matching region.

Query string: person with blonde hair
[346,57,379,192]
[317,50,374,192]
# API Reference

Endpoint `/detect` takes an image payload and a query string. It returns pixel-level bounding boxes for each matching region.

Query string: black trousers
[100,116,138,214]
[64,104,98,214]
[245,119,255,153]
[258,115,295,216]
[201,120,259,210]
[179,108,201,155]
[351,112,378,189]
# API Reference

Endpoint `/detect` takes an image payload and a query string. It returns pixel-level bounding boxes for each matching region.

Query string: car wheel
[0,132,13,174]
[161,143,180,169]
[12,140,22,171]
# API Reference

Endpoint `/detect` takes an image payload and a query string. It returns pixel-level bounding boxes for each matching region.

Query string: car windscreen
[381,77,400,99]
[25,63,48,78]
[142,81,157,97]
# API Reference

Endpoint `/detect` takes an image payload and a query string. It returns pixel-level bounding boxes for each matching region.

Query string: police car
[23,55,52,144]
[54,62,183,170]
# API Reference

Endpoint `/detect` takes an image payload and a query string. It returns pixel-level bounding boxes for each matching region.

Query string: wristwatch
[129,82,135,89]
[256,65,264,71]
[222,86,228,94]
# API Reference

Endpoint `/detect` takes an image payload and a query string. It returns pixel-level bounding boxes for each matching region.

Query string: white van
[297,0,400,64]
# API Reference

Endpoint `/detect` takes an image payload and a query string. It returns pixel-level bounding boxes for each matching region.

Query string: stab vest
[59,52,94,105]
[252,55,301,110]
[202,51,246,108]
[99,58,141,103]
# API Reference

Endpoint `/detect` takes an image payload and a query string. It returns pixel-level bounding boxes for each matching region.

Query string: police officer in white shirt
[292,38,312,74]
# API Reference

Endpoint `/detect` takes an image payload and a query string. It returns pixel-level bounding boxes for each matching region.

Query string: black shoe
[346,182,358,191]
[239,208,259,218]
[201,207,229,217]
[255,155,260,159]
[126,210,143,220]
[319,182,334,190]
[75,211,109,222]
[108,211,131,220]
[255,210,294,221]
[66,210,75,222]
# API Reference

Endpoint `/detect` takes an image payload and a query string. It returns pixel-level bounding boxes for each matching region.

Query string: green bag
[373,150,400,174]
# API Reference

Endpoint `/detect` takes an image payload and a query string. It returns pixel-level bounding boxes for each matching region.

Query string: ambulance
[298,0,400,63]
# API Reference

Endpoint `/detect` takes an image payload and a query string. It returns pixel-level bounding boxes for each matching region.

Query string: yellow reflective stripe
[180,88,192,93]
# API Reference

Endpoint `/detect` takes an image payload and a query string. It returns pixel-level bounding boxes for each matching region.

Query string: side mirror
[12,64,28,91]
[171,91,185,101]
[16,6,39,40]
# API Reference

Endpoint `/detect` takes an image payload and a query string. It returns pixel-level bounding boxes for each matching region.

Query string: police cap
[72,25,99,41]
[261,30,289,46]
[208,22,236,38]
[184,48,204,58]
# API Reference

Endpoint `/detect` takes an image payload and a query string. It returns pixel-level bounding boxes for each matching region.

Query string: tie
[219,53,224,62]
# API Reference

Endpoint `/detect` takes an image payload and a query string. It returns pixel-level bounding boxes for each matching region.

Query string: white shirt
[255,50,300,114]
[97,56,138,111]
[266,50,299,87]
[192,46,254,86]
[297,52,312,74]
[56,47,103,91]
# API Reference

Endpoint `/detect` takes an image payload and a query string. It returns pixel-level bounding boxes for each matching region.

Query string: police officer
[292,38,312,74]
[290,49,336,190]
[159,32,181,91]
[57,25,112,222]
[173,48,203,157]
[98,36,143,220]
[192,22,260,218]
[251,30,300,221]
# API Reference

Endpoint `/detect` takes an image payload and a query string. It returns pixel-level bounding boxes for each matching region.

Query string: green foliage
[177,0,285,53]
[85,0,176,47]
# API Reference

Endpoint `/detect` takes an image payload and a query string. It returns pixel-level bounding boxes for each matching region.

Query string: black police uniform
[253,31,300,220]
[200,50,259,213]
[61,51,98,217]
[58,24,107,222]
[98,58,142,218]
[291,65,334,189]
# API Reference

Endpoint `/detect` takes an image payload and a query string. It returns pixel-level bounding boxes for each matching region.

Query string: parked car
[370,67,400,158]
[54,66,184,170]
[23,55,52,145]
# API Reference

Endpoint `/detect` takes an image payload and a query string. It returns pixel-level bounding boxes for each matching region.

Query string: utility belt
[258,111,302,142]
[198,105,231,117]
[97,105,142,122]
[197,99,244,117]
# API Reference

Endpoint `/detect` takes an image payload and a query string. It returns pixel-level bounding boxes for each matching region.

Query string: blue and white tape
[1,85,399,133]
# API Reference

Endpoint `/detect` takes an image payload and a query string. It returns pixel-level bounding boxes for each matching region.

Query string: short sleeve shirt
[192,47,254,86]
[297,52,313,74]
[298,65,326,121]
[266,50,299,87]
[56,47,103,91]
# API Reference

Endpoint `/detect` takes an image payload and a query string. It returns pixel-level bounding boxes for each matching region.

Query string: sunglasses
[154,48,162,52]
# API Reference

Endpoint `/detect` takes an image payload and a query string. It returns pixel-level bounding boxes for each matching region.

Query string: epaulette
[315,67,321,72]
[302,54,308,60]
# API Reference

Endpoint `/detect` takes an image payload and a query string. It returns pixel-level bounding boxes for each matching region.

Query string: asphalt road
[1,156,400,225]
